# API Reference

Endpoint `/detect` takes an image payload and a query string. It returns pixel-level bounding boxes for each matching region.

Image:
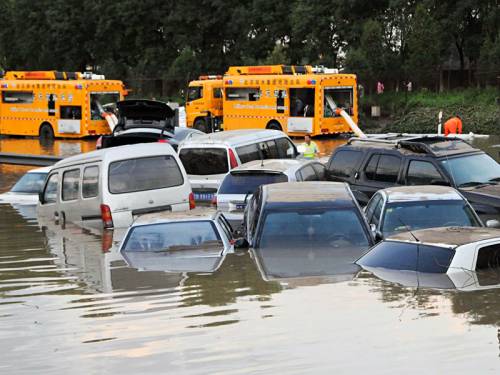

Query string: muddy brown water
[1,135,500,373]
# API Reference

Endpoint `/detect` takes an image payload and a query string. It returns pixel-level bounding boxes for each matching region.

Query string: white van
[38,143,194,228]
[178,129,298,202]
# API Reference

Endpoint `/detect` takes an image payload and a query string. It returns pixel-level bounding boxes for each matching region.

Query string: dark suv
[325,135,500,221]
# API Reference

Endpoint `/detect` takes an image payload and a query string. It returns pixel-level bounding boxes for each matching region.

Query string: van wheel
[194,118,209,133]
[39,123,54,139]
[266,121,282,131]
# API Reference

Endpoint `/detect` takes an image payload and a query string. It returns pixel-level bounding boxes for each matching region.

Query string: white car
[215,159,326,227]
[119,208,234,255]
[357,226,500,275]
[0,166,50,204]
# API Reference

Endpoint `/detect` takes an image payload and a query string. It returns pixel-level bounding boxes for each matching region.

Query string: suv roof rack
[347,135,476,156]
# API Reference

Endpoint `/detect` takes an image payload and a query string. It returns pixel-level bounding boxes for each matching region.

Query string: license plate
[194,192,214,201]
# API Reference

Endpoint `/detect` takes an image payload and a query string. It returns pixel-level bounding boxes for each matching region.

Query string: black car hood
[116,100,174,126]
[462,184,500,201]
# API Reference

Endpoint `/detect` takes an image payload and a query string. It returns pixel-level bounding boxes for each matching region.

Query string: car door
[403,159,449,186]
[352,153,403,204]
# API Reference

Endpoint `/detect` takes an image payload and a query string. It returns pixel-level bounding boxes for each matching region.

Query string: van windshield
[219,172,288,195]
[179,148,228,175]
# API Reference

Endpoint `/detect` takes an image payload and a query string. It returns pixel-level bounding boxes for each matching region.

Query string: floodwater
[1,135,500,374]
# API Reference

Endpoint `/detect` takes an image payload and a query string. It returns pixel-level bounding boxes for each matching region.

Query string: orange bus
[222,65,358,136]
[0,71,128,138]
[185,75,223,132]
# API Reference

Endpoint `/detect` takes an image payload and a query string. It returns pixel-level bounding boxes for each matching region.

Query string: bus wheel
[266,121,282,131]
[39,123,54,139]
[194,118,209,133]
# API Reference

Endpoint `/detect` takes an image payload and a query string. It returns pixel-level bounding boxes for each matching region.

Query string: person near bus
[303,135,319,159]
[444,115,463,136]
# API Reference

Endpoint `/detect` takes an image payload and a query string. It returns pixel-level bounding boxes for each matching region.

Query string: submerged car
[0,166,49,204]
[215,159,326,227]
[120,208,234,254]
[364,185,491,240]
[357,226,500,275]
[325,135,500,221]
[241,182,373,258]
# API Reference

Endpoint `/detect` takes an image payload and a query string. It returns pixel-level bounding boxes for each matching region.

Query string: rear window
[358,241,454,273]
[219,172,288,195]
[476,243,500,270]
[179,148,228,175]
[122,221,222,251]
[108,155,183,194]
[328,150,363,178]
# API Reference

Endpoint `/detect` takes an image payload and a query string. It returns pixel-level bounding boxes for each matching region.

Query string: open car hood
[116,100,175,129]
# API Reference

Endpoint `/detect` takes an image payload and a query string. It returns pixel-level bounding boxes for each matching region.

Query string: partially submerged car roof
[262,181,355,208]
[180,129,285,147]
[231,159,310,174]
[132,207,219,225]
[383,185,463,203]
[388,226,500,248]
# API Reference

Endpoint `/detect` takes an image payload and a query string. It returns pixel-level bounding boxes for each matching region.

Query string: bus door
[287,88,315,133]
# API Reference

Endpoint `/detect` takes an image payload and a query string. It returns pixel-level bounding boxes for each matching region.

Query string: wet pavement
[1,135,500,373]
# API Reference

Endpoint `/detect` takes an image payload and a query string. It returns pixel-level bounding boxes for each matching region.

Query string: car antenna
[397,215,420,242]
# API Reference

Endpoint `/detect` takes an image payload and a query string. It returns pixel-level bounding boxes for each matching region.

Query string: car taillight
[189,192,196,209]
[158,139,169,143]
[211,195,217,208]
[228,148,238,169]
[96,136,103,149]
[100,204,114,228]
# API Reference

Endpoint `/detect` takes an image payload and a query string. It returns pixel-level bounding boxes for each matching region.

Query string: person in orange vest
[444,115,463,136]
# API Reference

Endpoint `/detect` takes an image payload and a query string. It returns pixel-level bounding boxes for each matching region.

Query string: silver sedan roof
[382,185,463,203]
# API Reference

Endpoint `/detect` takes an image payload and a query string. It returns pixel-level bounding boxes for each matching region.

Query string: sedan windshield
[441,153,500,187]
[218,172,288,195]
[259,208,370,251]
[122,221,222,252]
[10,172,47,193]
[382,200,480,236]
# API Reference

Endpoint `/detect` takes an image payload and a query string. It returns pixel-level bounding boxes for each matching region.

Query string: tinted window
[42,173,58,204]
[358,241,453,273]
[82,166,99,198]
[312,163,326,180]
[298,165,318,181]
[219,172,288,194]
[440,153,500,187]
[179,148,228,175]
[358,241,418,271]
[261,140,280,159]
[62,169,80,201]
[187,86,202,101]
[382,200,480,236]
[375,155,401,183]
[259,208,370,250]
[2,91,33,104]
[476,243,500,270]
[407,160,443,185]
[11,172,47,193]
[109,155,183,194]
[364,154,379,180]
[123,221,221,251]
[60,105,82,120]
[236,144,261,164]
[329,150,363,178]
[276,137,296,158]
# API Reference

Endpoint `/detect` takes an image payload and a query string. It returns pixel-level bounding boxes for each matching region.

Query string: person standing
[444,115,463,136]
[303,135,319,159]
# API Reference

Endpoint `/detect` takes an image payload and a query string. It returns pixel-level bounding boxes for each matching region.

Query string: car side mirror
[486,219,500,228]
[370,225,383,241]
[38,191,44,204]
[233,237,249,249]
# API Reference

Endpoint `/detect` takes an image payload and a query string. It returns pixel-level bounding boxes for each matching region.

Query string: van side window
[62,169,80,201]
[109,155,183,194]
[82,166,99,198]
[236,144,261,164]
[276,137,296,158]
[328,150,363,178]
[406,160,443,185]
[43,173,59,204]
